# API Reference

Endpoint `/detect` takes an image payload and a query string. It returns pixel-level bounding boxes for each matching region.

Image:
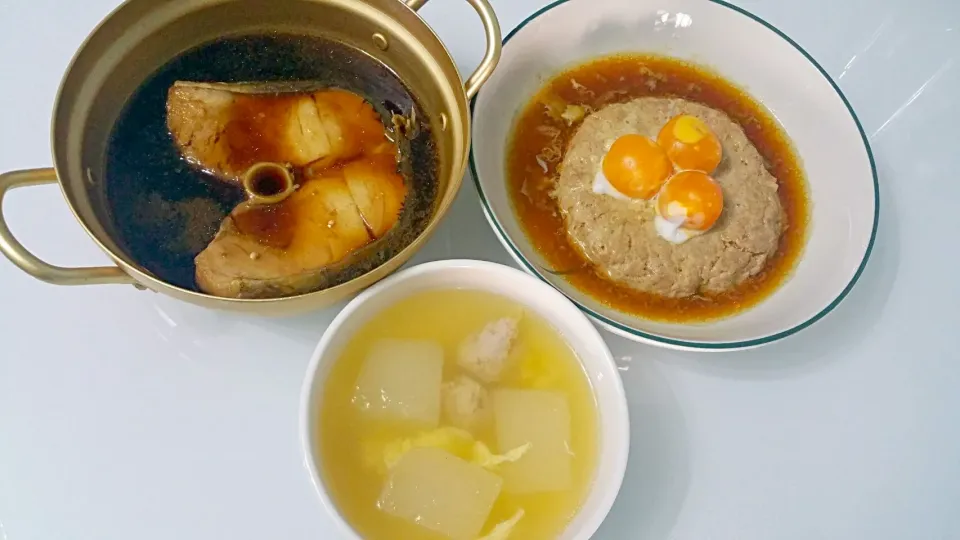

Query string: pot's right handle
[0,168,137,286]
[404,0,501,99]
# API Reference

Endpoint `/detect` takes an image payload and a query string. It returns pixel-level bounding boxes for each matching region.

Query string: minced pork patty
[554,97,784,298]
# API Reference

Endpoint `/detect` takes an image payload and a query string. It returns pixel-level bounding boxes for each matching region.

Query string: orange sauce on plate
[506,54,810,322]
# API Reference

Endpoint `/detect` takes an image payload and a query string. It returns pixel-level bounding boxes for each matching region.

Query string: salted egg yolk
[657,114,723,174]
[597,134,673,199]
[654,170,724,244]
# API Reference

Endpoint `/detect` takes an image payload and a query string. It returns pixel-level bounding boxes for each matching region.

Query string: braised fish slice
[342,155,408,237]
[194,162,407,298]
[166,82,389,182]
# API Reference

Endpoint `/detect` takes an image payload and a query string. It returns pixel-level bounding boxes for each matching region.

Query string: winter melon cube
[493,389,572,493]
[377,447,503,540]
[353,339,443,426]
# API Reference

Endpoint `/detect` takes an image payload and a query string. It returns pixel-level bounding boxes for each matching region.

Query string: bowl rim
[468,0,880,350]
[298,258,631,539]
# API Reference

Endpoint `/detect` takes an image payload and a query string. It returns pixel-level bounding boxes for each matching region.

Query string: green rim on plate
[468,0,880,350]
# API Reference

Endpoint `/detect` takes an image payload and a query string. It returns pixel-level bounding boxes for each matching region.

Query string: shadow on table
[641,154,901,380]
[594,348,690,540]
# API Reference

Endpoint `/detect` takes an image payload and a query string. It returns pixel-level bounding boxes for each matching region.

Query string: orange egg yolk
[656,170,724,231]
[601,134,673,199]
[657,114,723,174]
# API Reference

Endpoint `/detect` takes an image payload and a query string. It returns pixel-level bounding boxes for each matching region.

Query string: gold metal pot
[0,0,500,314]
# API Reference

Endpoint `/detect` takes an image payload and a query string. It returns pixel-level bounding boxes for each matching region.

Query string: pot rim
[0,0,499,307]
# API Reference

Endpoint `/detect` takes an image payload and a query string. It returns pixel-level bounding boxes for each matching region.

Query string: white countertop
[1,0,958,539]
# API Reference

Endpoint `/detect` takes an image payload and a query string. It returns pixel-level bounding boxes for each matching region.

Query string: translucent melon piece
[353,339,443,426]
[493,389,573,493]
[378,447,503,540]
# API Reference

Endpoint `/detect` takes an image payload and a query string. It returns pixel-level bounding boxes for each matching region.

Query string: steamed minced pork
[555,97,784,297]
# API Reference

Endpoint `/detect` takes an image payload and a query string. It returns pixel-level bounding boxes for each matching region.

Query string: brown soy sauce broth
[105,33,438,292]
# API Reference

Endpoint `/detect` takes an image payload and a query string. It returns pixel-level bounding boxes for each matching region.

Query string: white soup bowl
[299,259,630,539]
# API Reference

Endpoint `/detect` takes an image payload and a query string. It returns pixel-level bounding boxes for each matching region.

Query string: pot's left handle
[0,168,137,286]
[404,0,501,99]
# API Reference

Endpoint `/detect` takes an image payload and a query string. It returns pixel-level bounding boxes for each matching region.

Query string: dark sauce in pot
[105,33,438,292]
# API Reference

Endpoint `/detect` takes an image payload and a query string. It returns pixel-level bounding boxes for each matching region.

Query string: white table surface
[1,0,958,538]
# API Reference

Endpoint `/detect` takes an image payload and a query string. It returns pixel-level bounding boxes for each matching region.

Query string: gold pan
[0,0,500,315]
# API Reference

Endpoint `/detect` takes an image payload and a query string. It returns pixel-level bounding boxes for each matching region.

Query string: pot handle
[0,168,137,286]
[404,0,501,99]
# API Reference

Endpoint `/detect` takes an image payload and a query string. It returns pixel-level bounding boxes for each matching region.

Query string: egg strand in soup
[319,289,599,540]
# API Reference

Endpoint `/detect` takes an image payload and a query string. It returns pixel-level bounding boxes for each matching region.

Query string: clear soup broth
[318,289,599,539]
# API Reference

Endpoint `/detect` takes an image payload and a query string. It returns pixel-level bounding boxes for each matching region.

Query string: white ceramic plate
[300,260,630,540]
[470,0,879,351]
